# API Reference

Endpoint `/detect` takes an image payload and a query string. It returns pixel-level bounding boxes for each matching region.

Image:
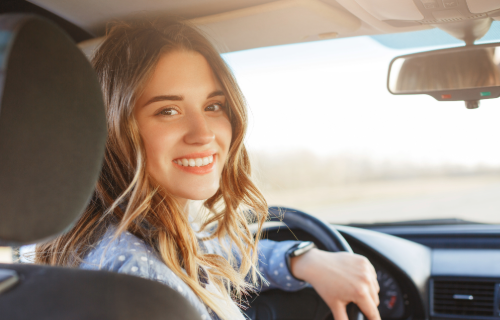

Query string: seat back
[0,14,200,320]
[0,263,202,320]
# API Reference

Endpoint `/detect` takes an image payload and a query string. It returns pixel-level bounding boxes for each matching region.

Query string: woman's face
[134,50,232,204]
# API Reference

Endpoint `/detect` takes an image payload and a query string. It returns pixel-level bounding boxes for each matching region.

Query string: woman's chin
[150,170,221,202]
[171,185,219,202]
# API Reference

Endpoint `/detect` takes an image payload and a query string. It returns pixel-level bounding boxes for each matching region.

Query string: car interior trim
[432,249,500,277]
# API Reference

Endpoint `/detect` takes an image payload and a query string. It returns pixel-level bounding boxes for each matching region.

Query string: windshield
[223,22,500,225]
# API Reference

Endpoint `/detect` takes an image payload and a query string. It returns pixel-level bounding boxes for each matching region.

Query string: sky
[221,25,500,167]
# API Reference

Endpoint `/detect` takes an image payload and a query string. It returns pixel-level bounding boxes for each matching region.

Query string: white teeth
[175,155,214,167]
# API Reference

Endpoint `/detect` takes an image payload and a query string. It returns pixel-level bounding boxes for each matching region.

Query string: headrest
[0,15,106,245]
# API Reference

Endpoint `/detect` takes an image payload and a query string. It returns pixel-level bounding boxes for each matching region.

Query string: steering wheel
[244,206,365,320]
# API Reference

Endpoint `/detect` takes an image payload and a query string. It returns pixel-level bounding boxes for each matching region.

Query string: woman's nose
[183,112,215,145]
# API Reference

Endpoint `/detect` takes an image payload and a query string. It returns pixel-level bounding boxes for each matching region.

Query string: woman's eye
[205,103,223,112]
[158,108,179,116]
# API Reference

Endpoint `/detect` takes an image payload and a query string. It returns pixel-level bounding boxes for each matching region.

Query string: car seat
[0,14,201,320]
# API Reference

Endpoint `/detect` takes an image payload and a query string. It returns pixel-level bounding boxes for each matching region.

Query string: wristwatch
[285,241,317,280]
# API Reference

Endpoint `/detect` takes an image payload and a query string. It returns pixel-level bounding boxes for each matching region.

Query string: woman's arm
[256,239,309,291]
[80,229,214,319]
[210,233,381,320]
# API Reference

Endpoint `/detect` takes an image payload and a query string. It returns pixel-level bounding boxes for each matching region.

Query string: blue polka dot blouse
[79,225,308,319]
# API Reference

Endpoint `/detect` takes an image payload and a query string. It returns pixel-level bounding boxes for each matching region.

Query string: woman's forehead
[143,50,222,98]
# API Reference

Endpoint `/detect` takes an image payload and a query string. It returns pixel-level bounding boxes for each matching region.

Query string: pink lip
[173,150,216,160]
[172,154,216,175]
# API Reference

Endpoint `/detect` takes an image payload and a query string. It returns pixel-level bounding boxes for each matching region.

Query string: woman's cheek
[216,116,232,161]
[141,122,174,178]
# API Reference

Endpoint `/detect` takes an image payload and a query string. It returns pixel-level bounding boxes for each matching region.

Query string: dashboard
[246,222,500,320]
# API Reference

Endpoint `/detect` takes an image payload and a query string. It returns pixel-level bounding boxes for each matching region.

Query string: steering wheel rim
[268,207,352,253]
[263,206,365,320]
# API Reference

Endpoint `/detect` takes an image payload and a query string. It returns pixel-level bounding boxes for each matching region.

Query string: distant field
[261,175,500,224]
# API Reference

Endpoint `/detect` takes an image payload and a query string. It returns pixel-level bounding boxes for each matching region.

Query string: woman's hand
[290,249,381,320]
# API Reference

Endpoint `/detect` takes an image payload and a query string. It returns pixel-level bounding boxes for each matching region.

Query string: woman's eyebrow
[207,90,224,99]
[143,91,224,108]
[143,95,183,107]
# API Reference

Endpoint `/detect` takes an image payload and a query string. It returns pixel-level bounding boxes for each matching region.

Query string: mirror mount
[435,17,493,46]
[465,100,480,109]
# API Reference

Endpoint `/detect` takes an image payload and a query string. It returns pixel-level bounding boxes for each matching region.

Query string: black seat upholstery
[0,14,201,320]
[0,263,201,320]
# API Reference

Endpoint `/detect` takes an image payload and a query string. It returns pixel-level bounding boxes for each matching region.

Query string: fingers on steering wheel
[330,301,349,320]
[371,278,380,306]
[357,294,382,320]
[369,263,379,290]
[369,263,380,305]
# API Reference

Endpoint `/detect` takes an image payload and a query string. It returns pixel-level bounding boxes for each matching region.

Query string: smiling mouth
[172,154,216,175]
[173,155,214,167]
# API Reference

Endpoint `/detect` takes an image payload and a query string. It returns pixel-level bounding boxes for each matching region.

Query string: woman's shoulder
[80,227,161,278]
[80,227,215,319]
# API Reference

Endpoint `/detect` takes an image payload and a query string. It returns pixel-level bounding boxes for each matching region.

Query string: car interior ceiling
[0,14,201,320]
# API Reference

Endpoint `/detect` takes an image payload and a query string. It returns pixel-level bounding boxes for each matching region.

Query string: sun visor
[190,0,361,53]
[0,15,106,245]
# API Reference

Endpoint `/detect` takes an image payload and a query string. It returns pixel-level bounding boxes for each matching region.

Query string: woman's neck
[175,197,190,217]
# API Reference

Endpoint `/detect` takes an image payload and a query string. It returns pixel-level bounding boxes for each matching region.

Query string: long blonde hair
[35,18,268,319]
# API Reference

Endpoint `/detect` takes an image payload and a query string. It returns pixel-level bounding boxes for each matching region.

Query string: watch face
[293,242,316,257]
[297,242,313,249]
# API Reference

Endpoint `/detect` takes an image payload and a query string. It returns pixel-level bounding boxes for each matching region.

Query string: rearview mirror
[387,43,500,109]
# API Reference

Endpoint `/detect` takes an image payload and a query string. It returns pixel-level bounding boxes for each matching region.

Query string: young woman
[35,19,380,320]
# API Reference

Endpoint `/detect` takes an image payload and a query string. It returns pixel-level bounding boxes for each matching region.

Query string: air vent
[433,280,495,317]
